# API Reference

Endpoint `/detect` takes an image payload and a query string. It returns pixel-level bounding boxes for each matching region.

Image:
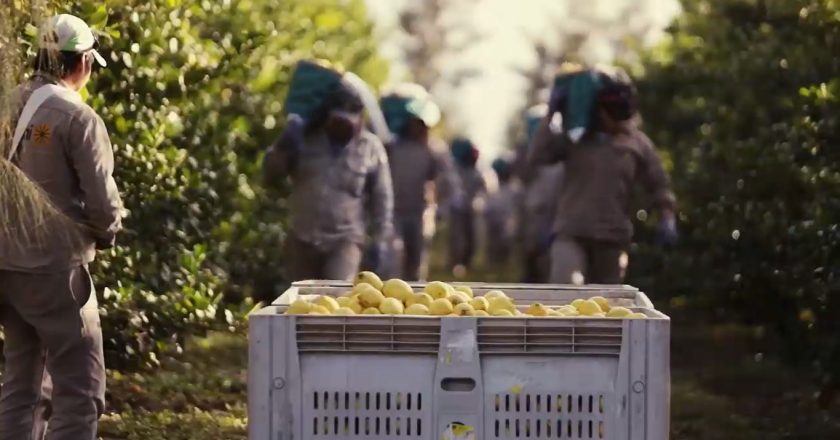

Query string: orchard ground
[78,236,840,439]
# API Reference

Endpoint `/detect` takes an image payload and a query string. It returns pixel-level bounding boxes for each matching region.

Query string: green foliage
[86,0,386,367]
[7,0,387,369]
[633,0,840,402]
[99,245,228,369]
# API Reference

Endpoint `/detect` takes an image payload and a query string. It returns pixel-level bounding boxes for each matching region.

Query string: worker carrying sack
[284,59,390,143]
[379,83,441,138]
[548,64,636,143]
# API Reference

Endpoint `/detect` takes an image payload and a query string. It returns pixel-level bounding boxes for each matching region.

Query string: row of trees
[3,0,388,369]
[632,0,840,405]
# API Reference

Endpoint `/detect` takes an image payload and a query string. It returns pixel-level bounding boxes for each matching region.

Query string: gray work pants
[484,220,513,268]
[449,207,476,269]
[0,266,105,440]
[522,247,552,284]
[549,237,628,285]
[395,213,426,281]
[285,236,363,282]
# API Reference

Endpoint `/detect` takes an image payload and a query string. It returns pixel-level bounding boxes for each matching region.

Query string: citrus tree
[4,0,388,369]
[633,0,840,405]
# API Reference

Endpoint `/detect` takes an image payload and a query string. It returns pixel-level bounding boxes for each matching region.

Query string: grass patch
[101,332,248,439]
[100,405,247,440]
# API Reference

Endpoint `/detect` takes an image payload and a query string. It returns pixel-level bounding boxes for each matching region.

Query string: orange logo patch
[31,124,51,145]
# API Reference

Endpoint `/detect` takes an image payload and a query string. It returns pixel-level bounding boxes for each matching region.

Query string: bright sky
[364,0,681,158]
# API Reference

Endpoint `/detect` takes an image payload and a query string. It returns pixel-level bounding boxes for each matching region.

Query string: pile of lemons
[285,272,648,319]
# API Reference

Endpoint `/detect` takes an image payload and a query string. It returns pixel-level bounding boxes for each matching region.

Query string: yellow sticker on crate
[442,422,475,440]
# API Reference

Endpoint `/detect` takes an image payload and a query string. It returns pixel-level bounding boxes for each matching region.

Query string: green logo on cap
[62,34,79,51]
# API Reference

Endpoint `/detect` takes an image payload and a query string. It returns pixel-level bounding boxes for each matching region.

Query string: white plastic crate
[249,282,670,440]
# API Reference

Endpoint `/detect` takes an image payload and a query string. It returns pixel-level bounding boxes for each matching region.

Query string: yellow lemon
[358,286,386,308]
[315,296,340,313]
[575,299,602,316]
[491,309,514,317]
[485,290,508,300]
[590,296,610,312]
[561,308,580,317]
[353,271,383,290]
[488,297,515,315]
[425,281,453,299]
[429,298,455,316]
[362,307,382,315]
[336,296,363,314]
[449,291,471,305]
[454,303,475,316]
[333,307,356,315]
[606,306,632,318]
[471,310,490,317]
[557,305,577,314]
[407,292,433,308]
[287,299,312,315]
[526,303,550,317]
[383,279,413,303]
[470,297,490,311]
[453,285,474,298]
[379,298,405,315]
[404,304,430,315]
[628,312,647,319]
[309,305,330,315]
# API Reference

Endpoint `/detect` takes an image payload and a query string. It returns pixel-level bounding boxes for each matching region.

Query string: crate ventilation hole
[493,393,606,439]
[310,391,425,438]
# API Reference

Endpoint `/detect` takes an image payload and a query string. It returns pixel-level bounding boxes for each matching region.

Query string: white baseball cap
[38,14,107,67]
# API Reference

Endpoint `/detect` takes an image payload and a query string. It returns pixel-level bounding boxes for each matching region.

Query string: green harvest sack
[380,94,412,137]
[552,69,605,142]
[284,60,343,120]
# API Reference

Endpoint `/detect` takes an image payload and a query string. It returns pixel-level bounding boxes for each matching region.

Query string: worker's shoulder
[358,131,388,158]
[618,126,655,147]
[358,130,385,147]
[611,127,656,154]
[36,92,104,131]
[428,137,451,156]
[630,128,655,148]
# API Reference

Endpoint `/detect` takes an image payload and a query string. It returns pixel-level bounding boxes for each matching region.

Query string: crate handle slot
[440,377,476,392]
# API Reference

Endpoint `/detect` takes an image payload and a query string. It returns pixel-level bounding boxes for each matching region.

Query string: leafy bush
[632,0,840,404]
[8,0,388,368]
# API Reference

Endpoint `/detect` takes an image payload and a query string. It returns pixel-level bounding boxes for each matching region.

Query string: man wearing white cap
[380,85,462,280]
[0,14,121,440]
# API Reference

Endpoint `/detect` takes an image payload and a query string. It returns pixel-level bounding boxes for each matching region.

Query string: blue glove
[281,114,305,152]
[655,217,678,247]
[265,114,306,176]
